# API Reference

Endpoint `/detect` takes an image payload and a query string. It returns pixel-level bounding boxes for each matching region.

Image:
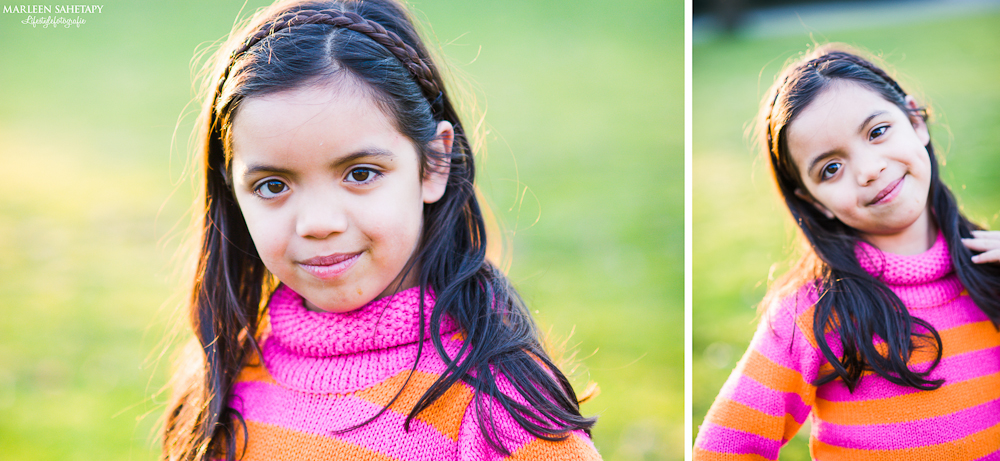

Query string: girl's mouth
[869,176,904,206]
[298,252,361,279]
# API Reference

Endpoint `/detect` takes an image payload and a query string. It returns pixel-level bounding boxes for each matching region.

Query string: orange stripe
[795,316,998,385]
[848,320,1000,367]
[812,421,1000,461]
[693,447,774,461]
[703,398,792,442]
[816,371,1000,425]
[790,298,999,363]
[740,350,813,401]
[793,304,820,349]
[909,320,1000,364]
[233,419,401,461]
[509,433,601,460]
[235,352,279,386]
[811,320,1000,381]
[352,370,473,441]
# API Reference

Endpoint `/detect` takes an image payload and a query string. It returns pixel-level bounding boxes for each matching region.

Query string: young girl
[160,1,599,459]
[694,45,1000,459]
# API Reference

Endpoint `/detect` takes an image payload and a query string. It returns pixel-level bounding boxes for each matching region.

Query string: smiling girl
[160,1,599,459]
[694,46,1000,459]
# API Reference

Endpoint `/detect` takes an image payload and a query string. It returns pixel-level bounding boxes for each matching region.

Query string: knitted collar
[855,232,962,308]
[266,283,458,358]
[855,232,951,285]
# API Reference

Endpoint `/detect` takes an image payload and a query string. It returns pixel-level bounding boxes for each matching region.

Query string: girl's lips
[869,176,904,205]
[298,252,361,279]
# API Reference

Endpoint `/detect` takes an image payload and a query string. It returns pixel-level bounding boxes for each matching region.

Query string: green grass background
[693,9,1000,460]
[0,0,681,459]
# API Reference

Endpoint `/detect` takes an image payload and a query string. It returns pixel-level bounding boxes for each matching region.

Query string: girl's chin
[857,212,936,254]
[301,292,371,314]
[296,271,417,313]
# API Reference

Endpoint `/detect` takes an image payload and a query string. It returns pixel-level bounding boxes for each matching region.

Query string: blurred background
[693,0,1000,459]
[0,0,681,460]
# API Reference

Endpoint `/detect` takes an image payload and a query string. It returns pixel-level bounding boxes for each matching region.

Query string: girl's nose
[856,155,887,186]
[295,195,349,239]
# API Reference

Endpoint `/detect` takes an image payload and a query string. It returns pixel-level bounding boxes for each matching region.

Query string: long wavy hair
[758,45,1000,392]
[161,1,595,459]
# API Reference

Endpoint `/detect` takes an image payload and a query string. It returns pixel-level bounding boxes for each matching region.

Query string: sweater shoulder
[759,282,824,351]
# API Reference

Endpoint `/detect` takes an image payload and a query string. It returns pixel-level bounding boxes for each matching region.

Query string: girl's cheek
[242,215,284,259]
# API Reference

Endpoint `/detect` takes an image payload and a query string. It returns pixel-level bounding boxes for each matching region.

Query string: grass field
[0,0,681,460]
[693,9,1000,460]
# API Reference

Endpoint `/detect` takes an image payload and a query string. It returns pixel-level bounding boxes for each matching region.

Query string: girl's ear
[904,95,931,146]
[421,120,453,204]
[795,188,835,219]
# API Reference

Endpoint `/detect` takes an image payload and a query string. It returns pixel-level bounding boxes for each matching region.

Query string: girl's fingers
[962,237,1000,252]
[970,230,1000,240]
[971,249,1000,264]
[964,231,1000,264]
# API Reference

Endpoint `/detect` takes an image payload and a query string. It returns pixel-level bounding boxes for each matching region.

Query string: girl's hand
[963,231,1000,264]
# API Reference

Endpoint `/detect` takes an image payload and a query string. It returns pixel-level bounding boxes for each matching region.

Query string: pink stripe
[817,346,1000,402]
[752,326,819,377]
[814,401,1000,450]
[231,380,456,461]
[727,375,811,422]
[694,422,782,460]
[907,297,986,329]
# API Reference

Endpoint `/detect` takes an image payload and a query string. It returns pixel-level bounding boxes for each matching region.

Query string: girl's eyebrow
[857,110,888,134]
[241,149,397,181]
[242,164,293,180]
[331,148,396,168]
[807,151,836,177]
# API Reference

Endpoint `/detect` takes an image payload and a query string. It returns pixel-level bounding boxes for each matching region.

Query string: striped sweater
[227,284,600,460]
[694,233,1000,460]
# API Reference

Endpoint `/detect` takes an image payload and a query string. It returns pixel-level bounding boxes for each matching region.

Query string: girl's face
[786,82,934,254]
[228,84,451,313]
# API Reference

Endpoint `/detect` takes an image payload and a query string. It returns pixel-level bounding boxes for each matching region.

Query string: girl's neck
[861,206,937,256]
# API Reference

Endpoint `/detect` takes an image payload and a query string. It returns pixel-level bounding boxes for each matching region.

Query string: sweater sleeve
[694,289,827,461]
[455,374,601,461]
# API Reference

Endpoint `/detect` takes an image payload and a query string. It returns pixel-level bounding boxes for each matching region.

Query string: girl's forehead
[242,83,391,128]
[228,84,418,174]
[802,81,874,114]
[791,83,897,136]
[231,85,401,154]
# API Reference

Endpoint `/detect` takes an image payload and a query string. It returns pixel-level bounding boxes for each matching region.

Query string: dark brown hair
[162,1,595,459]
[758,44,1000,391]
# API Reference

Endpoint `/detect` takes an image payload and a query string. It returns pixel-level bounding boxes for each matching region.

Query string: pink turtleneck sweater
[694,233,1000,460]
[227,285,600,460]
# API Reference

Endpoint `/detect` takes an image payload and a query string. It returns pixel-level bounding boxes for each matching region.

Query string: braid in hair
[218,8,443,115]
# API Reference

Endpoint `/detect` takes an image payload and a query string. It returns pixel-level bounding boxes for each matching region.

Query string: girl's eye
[255,179,288,199]
[346,167,380,184]
[869,125,888,141]
[821,162,841,180]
